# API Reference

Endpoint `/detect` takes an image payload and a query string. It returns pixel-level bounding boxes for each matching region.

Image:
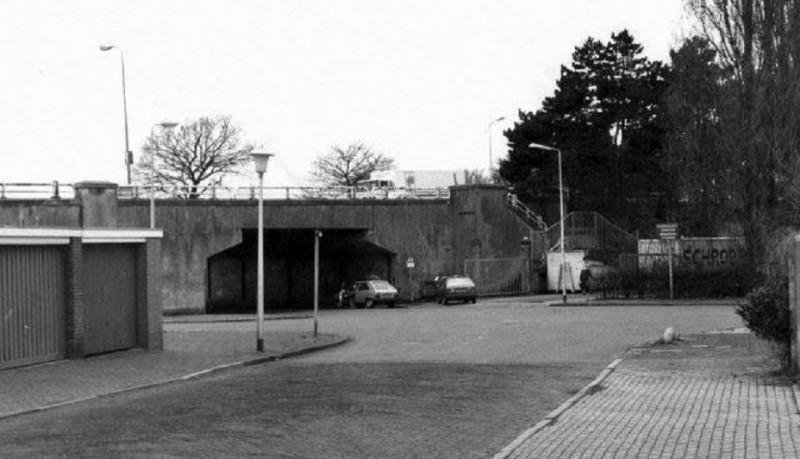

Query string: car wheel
[471,298,477,304]
[365,298,374,309]
[388,301,396,308]
[443,298,448,306]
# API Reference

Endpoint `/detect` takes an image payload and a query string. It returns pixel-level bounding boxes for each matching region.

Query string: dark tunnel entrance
[206,228,396,313]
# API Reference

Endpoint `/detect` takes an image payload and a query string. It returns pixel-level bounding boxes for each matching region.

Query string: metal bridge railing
[506,193,547,231]
[545,211,637,254]
[0,182,74,200]
[0,183,450,201]
[116,185,451,201]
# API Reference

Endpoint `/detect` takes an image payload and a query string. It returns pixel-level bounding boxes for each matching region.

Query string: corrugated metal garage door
[0,246,67,369]
[84,244,138,355]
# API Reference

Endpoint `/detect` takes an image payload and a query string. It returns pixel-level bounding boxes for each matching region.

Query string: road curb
[547,301,738,308]
[164,314,314,324]
[0,335,350,422]
[492,356,626,459]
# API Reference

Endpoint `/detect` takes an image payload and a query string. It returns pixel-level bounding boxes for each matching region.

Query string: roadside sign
[406,257,415,269]
[656,223,678,240]
[655,223,678,300]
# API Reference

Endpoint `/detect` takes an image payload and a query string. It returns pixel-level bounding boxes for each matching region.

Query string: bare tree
[684,0,800,263]
[462,169,498,185]
[308,142,395,186]
[135,115,254,197]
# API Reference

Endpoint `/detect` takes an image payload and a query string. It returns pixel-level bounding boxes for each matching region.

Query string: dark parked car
[436,276,477,305]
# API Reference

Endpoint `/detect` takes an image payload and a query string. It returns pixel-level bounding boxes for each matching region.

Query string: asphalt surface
[0,298,744,458]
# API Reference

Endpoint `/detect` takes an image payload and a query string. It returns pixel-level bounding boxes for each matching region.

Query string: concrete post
[74,181,119,228]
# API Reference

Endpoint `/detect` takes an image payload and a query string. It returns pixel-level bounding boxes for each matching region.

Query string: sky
[0,0,688,187]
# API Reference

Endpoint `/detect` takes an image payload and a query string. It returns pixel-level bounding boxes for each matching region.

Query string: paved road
[0,300,742,458]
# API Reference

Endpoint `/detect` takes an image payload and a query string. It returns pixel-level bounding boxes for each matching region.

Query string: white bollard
[663,327,677,344]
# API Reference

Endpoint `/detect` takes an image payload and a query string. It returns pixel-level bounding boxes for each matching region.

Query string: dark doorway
[207,229,395,313]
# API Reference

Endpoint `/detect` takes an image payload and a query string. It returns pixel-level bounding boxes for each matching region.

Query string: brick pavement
[495,332,800,459]
[0,316,345,420]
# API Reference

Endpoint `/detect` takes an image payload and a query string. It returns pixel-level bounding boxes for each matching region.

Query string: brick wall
[65,237,85,358]
[137,238,163,350]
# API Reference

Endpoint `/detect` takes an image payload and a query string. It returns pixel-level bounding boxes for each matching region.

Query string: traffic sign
[656,223,678,240]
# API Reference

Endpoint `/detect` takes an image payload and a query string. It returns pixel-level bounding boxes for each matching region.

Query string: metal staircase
[545,211,637,255]
[505,193,636,260]
[506,193,547,231]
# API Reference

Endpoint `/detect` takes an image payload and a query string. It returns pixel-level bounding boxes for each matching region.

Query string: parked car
[436,276,477,305]
[349,280,398,308]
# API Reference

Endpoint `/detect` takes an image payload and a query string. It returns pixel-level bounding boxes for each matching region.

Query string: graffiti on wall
[638,238,746,271]
[680,244,747,267]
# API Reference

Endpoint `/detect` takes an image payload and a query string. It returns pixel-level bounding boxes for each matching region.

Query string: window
[447,277,475,288]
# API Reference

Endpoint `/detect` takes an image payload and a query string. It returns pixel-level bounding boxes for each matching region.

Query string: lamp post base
[257,338,265,352]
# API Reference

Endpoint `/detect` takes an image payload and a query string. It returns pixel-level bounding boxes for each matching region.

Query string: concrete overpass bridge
[1,183,540,313]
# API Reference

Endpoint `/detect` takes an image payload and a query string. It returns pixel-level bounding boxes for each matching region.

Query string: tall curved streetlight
[100,44,132,184]
[529,142,567,304]
[487,116,505,173]
[251,151,275,352]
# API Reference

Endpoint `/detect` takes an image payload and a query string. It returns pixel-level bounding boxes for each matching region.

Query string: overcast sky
[0,0,687,187]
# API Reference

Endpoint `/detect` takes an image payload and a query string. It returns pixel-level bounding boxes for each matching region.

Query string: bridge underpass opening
[206,229,396,313]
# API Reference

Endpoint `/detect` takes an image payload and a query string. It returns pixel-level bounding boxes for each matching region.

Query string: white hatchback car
[350,280,398,308]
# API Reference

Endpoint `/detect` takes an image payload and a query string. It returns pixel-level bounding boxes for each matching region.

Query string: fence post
[52,181,60,199]
[789,237,800,372]
[0,183,5,199]
[594,212,599,249]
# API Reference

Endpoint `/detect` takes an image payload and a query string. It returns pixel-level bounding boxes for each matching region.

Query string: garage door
[0,245,67,369]
[84,244,138,355]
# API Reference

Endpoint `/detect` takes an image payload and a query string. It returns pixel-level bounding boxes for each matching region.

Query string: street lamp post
[100,44,132,185]
[529,142,567,304]
[487,116,506,173]
[251,151,275,352]
[313,230,322,337]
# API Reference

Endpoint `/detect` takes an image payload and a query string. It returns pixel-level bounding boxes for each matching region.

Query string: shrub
[736,278,791,366]
[599,263,756,299]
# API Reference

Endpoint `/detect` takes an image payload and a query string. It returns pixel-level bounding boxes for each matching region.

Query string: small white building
[363,170,475,189]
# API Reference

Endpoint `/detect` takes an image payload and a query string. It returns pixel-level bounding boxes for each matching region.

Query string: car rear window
[446,277,474,287]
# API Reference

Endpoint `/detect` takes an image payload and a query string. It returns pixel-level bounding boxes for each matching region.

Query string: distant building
[361,170,474,189]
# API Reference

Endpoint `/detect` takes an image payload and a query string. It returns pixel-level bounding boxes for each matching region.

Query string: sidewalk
[0,315,346,420]
[495,331,800,459]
